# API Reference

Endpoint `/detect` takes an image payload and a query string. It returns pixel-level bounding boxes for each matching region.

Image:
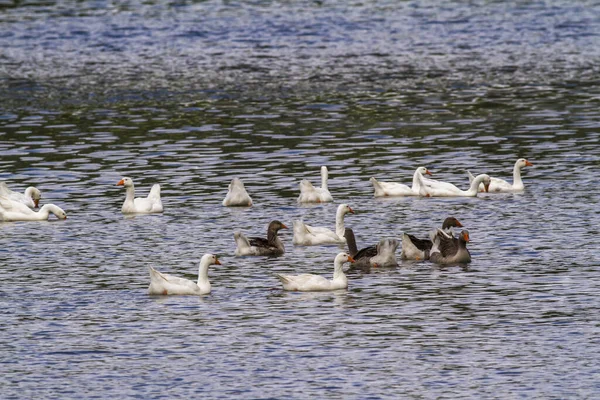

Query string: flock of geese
[1,158,532,294]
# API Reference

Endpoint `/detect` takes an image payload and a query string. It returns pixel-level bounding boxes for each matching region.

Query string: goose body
[223,178,253,206]
[148,254,221,295]
[429,229,471,264]
[293,204,354,246]
[370,167,432,197]
[234,220,287,256]
[276,252,355,291]
[0,182,41,208]
[297,166,333,203]
[468,158,533,193]
[0,196,66,221]
[117,177,163,214]
[419,173,491,197]
[344,228,398,270]
[401,217,463,260]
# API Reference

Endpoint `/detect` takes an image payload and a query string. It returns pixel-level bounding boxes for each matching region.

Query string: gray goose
[401,217,463,260]
[234,220,287,256]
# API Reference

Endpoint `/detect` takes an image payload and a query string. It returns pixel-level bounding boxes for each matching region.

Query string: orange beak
[463,232,470,242]
[116,179,125,186]
[34,199,40,208]
[425,170,432,176]
[214,258,222,265]
[347,256,356,263]
[281,224,288,229]
[525,160,533,167]
[348,207,355,214]
[484,182,490,193]
[455,220,463,228]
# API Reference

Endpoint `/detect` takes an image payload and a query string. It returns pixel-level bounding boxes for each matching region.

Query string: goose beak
[525,160,533,167]
[34,199,40,208]
[463,232,470,242]
[281,224,288,229]
[347,256,356,263]
[455,219,463,227]
[348,207,355,214]
[425,170,432,176]
[214,258,222,265]
[484,182,490,192]
[116,179,125,186]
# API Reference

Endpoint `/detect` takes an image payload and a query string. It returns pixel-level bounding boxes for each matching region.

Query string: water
[1,1,600,398]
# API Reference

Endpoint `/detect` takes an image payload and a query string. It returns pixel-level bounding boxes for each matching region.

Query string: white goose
[0,196,66,221]
[297,166,333,203]
[0,182,41,208]
[116,177,163,214]
[418,173,491,197]
[148,254,221,295]
[468,158,533,193]
[276,252,355,291]
[222,178,253,206]
[370,166,432,197]
[293,204,354,246]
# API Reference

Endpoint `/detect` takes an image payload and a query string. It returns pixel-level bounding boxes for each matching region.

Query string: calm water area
[1,0,600,398]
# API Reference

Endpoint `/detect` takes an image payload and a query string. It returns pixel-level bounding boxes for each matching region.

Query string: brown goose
[344,228,398,271]
[401,217,463,260]
[234,220,287,256]
[429,229,471,264]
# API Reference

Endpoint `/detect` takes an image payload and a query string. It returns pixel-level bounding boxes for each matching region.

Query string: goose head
[268,220,288,232]
[417,166,432,176]
[338,203,354,215]
[516,158,533,168]
[26,187,42,208]
[201,253,222,266]
[42,204,67,220]
[442,217,463,229]
[335,252,356,266]
[459,230,470,243]
[116,177,134,188]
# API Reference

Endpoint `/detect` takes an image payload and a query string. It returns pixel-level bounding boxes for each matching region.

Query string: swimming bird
[293,204,354,245]
[344,228,398,270]
[467,158,533,192]
[234,220,287,256]
[275,252,355,291]
[116,177,163,214]
[401,217,464,260]
[148,254,221,295]
[223,178,253,206]
[370,166,432,197]
[429,229,471,264]
[0,182,41,208]
[297,166,333,203]
[0,196,66,221]
[418,173,491,197]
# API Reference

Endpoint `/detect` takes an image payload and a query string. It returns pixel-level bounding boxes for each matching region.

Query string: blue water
[1,1,600,398]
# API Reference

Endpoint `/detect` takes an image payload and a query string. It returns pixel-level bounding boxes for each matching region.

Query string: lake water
[1,0,600,398]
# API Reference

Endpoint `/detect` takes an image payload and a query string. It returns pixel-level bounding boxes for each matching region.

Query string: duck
[467,158,533,193]
[418,173,491,197]
[275,252,355,291]
[0,182,41,208]
[116,177,163,214]
[297,166,333,203]
[148,254,221,295]
[234,220,287,256]
[292,204,354,246]
[370,166,432,197]
[222,178,253,206]
[429,229,471,264]
[344,228,398,270]
[0,196,66,221]
[401,217,463,260]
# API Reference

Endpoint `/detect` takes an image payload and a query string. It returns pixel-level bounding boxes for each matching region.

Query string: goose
[116,177,163,214]
[344,228,398,270]
[401,217,463,260]
[429,229,471,264]
[370,166,432,197]
[293,204,354,246]
[234,220,287,256]
[0,196,66,221]
[222,178,253,206]
[0,182,41,208]
[297,166,333,203]
[418,173,491,197]
[275,252,355,291]
[148,254,221,295]
[468,158,533,193]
